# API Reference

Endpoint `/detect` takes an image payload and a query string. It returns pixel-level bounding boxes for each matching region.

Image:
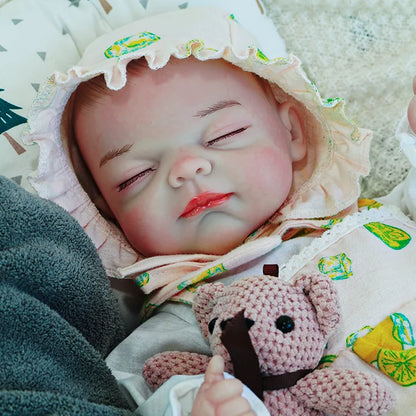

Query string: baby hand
[408,76,416,134]
[191,355,255,416]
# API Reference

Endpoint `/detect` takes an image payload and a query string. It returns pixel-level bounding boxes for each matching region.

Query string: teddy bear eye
[275,315,295,333]
[208,318,218,334]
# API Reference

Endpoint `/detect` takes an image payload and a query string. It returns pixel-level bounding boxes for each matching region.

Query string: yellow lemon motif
[346,325,373,348]
[363,222,411,250]
[357,198,382,210]
[351,313,416,385]
[256,48,269,63]
[185,39,218,56]
[377,348,416,386]
[177,263,227,291]
[352,314,413,363]
[318,253,352,280]
[320,218,343,230]
[185,281,205,293]
[104,32,161,59]
[185,39,205,55]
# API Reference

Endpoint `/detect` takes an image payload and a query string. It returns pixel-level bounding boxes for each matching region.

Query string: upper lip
[180,192,233,218]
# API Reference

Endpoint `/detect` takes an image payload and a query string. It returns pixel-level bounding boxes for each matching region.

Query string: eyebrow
[193,100,241,118]
[99,143,133,168]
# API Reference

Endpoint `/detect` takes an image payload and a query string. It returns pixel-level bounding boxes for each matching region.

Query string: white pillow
[0,0,284,192]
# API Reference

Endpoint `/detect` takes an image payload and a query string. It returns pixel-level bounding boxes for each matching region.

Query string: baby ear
[277,101,307,162]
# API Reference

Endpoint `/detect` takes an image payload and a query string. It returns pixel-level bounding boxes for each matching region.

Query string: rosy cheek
[116,205,151,250]
[118,205,178,256]
[236,147,292,192]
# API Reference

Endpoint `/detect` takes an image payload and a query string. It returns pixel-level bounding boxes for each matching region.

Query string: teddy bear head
[193,272,340,391]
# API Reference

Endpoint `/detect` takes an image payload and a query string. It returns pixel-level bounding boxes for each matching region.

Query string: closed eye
[118,168,155,192]
[206,126,249,147]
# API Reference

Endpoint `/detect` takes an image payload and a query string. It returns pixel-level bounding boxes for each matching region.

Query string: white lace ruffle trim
[280,205,412,282]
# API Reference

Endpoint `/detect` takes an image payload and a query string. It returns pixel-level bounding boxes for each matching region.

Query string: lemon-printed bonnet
[25,7,372,276]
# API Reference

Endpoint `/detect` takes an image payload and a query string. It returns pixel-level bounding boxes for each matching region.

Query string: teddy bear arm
[143,351,211,390]
[290,367,394,416]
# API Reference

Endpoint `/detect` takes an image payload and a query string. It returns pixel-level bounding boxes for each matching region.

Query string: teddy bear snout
[220,317,255,331]
[212,311,255,333]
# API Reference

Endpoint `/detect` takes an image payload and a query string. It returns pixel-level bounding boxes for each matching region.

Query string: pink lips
[180,192,233,218]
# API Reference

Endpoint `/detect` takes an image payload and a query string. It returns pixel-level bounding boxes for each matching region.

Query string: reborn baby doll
[26,7,416,416]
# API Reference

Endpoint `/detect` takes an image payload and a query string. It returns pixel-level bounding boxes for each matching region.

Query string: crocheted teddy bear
[143,268,393,415]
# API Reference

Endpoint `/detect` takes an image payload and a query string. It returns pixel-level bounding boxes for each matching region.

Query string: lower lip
[180,193,233,218]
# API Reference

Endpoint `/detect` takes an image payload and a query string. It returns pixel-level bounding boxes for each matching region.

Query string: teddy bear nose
[220,317,254,331]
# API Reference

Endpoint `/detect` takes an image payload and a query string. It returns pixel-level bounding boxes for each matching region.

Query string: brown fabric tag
[263,264,279,277]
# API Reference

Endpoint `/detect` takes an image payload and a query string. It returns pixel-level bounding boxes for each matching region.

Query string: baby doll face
[74,58,305,256]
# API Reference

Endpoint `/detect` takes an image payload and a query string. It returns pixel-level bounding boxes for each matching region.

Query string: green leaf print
[363,222,411,250]
[135,272,150,287]
[346,325,373,348]
[256,48,269,63]
[317,354,338,368]
[391,313,415,347]
[104,32,161,59]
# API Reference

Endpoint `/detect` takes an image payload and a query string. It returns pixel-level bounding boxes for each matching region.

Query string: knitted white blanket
[265,0,416,197]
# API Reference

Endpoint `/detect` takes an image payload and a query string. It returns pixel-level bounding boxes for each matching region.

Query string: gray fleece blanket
[0,176,135,415]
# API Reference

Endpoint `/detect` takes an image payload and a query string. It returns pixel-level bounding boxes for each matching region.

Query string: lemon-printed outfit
[280,203,416,415]
[26,7,416,416]
[351,305,416,387]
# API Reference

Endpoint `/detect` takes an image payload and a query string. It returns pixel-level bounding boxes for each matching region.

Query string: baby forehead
[128,56,258,82]
[73,56,270,127]
[110,57,267,107]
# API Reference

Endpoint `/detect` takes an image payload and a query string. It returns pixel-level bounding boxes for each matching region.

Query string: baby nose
[168,155,212,188]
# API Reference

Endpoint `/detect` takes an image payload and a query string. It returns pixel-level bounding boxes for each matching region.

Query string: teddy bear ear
[294,273,341,338]
[193,282,226,339]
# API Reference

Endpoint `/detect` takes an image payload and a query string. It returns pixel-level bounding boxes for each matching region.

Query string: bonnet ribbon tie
[220,309,313,400]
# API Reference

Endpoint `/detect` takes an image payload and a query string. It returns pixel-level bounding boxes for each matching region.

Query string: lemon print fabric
[318,252,352,280]
[377,349,416,386]
[104,32,161,59]
[135,272,150,288]
[177,263,227,291]
[350,313,416,386]
[256,48,269,63]
[317,354,338,369]
[357,198,383,210]
[363,222,411,250]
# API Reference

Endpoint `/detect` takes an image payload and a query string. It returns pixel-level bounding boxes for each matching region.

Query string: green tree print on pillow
[0,89,26,134]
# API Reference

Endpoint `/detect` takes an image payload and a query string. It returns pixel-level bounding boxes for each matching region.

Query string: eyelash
[117,127,248,191]
[206,127,248,147]
[118,168,155,192]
